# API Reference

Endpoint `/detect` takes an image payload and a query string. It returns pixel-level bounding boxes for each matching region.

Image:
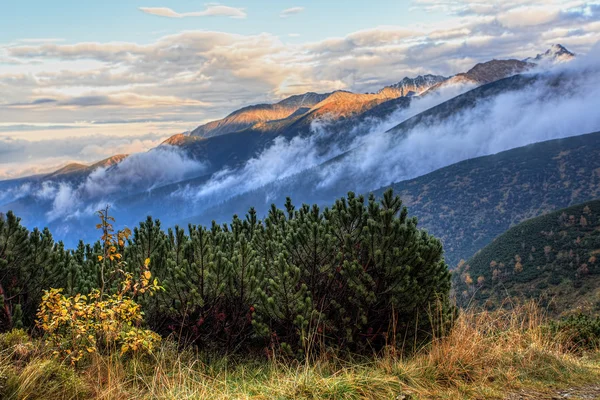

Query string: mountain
[1,45,590,250]
[14,45,570,183]
[190,92,330,138]
[426,59,534,93]
[164,55,549,175]
[378,74,448,97]
[526,44,575,63]
[453,199,600,316]
[194,129,600,267]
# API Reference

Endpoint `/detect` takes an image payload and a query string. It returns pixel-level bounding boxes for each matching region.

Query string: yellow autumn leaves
[36,209,163,365]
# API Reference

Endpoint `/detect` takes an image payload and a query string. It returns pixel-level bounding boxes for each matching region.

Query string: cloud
[175,74,477,209]
[313,48,600,194]
[0,132,170,179]
[0,124,77,133]
[139,5,247,19]
[43,146,207,221]
[167,48,600,226]
[280,7,305,18]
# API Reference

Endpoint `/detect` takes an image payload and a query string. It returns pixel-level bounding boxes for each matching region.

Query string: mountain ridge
[4,45,573,183]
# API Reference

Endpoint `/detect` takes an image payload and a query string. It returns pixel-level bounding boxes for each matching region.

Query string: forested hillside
[453,199,600,316]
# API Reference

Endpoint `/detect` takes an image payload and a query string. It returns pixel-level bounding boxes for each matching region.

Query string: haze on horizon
[1,0,600,179]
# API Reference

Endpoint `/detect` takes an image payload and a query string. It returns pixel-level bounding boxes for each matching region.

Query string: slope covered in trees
[453,199,600,316]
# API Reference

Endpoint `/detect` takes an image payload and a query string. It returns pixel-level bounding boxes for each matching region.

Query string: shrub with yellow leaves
[36,207,162,365]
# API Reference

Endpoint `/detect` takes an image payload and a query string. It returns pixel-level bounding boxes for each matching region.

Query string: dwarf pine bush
[3,190,452,356]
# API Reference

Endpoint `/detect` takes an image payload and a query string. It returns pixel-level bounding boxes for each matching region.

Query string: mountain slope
[379,74,448,97]
[453,199,600,316]
[189,74,448,140]
[426,59,534,93]
[190,92,330,138]
[194,130,600,267]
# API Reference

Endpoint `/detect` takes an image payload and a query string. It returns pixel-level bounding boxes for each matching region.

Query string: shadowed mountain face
[2,45,598,256]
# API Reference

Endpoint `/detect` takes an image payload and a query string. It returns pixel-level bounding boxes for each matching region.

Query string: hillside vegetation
[380,131,600,266]
[454,199,600,315]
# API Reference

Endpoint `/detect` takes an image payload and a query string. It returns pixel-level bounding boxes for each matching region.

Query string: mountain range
[2,43,599,269]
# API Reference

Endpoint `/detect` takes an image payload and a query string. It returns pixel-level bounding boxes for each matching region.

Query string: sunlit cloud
[139,5,247,19]
[280,7,305,18]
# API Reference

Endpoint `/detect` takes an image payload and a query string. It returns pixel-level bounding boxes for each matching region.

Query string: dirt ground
[505,385,600,400]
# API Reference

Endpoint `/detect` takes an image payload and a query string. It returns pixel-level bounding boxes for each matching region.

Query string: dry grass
[1,304,599,399]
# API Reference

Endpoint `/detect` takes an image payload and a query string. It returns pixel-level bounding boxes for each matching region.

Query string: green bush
[549,314,600,351]
[2,190,453,356]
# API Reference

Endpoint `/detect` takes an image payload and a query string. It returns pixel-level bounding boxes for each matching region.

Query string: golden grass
[1,304,599,399]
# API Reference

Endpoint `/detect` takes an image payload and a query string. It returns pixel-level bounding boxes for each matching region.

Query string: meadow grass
[1,304,598,399]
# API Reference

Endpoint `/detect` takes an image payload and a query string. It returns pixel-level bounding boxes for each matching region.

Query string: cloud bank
[0,133,170,180]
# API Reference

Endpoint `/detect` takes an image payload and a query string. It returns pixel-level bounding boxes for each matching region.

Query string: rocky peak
[460,59,534,84]
[190,92,331,138]
[532,44,575,62]
[90,154,129,169]
[381,74,448,97]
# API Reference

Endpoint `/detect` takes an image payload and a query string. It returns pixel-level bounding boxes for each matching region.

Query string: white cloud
[280,7,305,18]
[43,146,207,221]
[0,132,170,179]
[139,5,247,19]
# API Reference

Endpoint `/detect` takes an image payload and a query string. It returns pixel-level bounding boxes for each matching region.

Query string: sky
[1,0,600,179]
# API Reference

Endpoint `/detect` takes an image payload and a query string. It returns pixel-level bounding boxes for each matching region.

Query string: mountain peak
[161,133,204,147]
[461,59,534,84]
[381,74,448,97]
[89,154,129,170]
[190,92,330,138]
[48,163,89,177]
[529,44,575,63]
